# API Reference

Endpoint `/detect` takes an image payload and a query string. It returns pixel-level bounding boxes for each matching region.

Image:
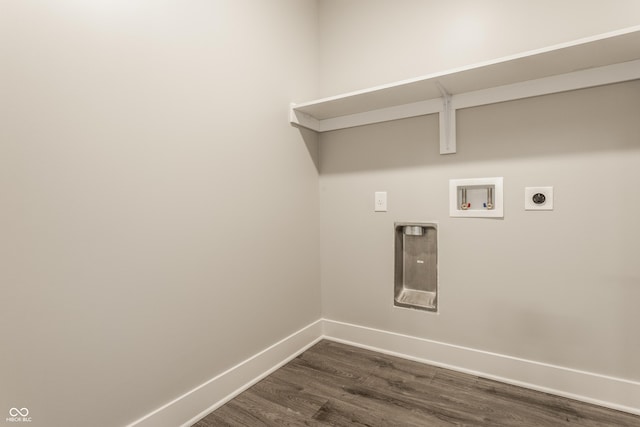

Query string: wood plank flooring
[193,340,640,426]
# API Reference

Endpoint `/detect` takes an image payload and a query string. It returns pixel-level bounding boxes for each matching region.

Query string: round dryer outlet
[525,187,553,210]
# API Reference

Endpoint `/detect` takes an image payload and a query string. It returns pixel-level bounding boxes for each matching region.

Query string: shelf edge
[292,25,640,113]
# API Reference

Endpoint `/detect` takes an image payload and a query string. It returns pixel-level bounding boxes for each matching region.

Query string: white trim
[125,319,324,427]
[126,318,640,425]
[322,319,640,416]
[290,104,321,131]
[289,60,640,135]
[291,60,640,154]
[292,24,640,114]
[290,25,640,155]
[317,98,442,132]
[452,59,640,110]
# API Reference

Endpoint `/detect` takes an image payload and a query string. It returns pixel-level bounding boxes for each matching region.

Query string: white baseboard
[323,318,640,416]
[127,318,639,426]
[126,319,324,427]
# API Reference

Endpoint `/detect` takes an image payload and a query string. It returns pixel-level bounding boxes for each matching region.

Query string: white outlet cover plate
[525,187,553,210]
[374,191,387,212]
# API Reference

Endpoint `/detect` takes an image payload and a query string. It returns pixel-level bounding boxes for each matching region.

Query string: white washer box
[449,177,504,218]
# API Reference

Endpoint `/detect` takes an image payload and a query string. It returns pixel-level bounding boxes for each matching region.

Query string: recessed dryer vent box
[449,177,504,218]
[394,222,438,312]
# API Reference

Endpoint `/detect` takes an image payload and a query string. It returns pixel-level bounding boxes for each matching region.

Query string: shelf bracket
[437,83,456,154]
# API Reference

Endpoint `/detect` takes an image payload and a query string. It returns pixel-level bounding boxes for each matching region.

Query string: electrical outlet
[374,191,387,212]
[525,187,553,210]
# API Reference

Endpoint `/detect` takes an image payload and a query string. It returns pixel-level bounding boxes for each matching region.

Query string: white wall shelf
[290,25,640,154]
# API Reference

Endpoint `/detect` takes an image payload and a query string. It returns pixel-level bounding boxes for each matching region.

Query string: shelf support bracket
[437,83,456,154]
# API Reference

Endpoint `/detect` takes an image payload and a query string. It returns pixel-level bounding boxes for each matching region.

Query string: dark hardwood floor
[193,340,640,426]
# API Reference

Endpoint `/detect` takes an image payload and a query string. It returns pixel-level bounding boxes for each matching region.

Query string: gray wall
[318,0,640,381]
[2,1,640,425]
[0,1,320,426]
[319,0,640,95]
